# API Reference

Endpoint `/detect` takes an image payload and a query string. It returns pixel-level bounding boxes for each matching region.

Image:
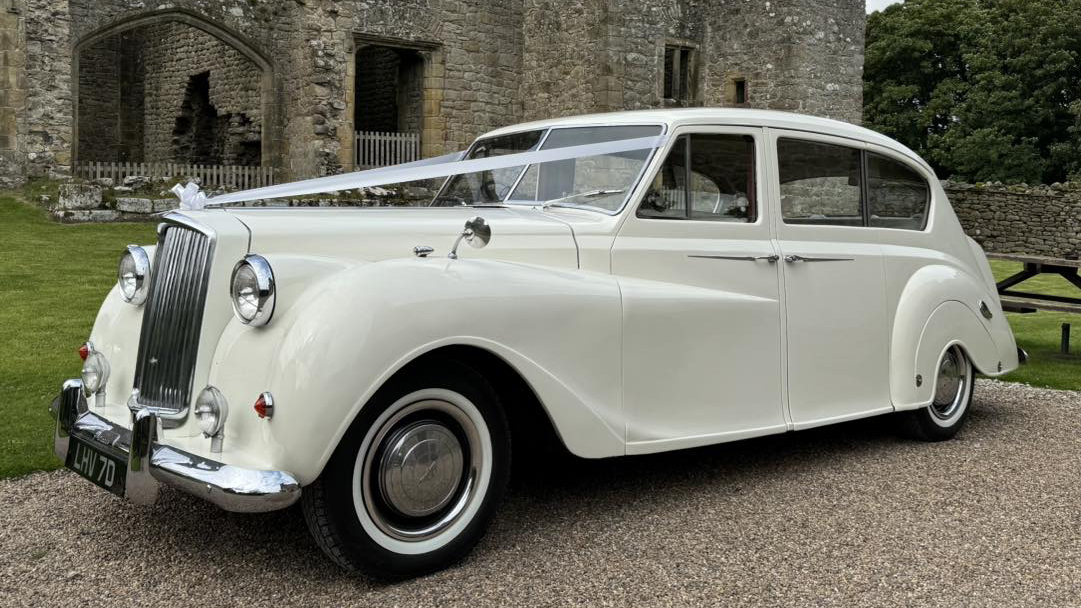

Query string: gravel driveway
[1,380,1078,607]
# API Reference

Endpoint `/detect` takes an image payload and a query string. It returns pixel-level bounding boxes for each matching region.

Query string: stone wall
[23,0,74,177]
[75,35,120,161]
[4,0,866,184]
[0,1,26,186]
[947,182,1081,258]
[137,21,262,164]
[355,45,401,132]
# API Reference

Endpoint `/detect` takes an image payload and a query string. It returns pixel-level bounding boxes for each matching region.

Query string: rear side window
[867,153,930,230]
[638,133,756,222]
[778,139,931,231]
[778,139,862,227]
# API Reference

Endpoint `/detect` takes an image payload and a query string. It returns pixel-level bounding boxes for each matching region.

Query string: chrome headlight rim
[230,254,276,327]
[118,245,151,305]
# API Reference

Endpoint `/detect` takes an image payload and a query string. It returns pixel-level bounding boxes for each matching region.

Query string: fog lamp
[194,386,228,438]
[80,351,110,396]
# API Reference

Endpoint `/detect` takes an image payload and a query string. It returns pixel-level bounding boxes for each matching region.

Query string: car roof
[480,108,929,172]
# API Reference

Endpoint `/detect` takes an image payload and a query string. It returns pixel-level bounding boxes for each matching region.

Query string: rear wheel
[900,345,974,441]
[302,360,510,578]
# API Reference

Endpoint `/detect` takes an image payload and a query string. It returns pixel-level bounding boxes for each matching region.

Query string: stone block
[122,175,151,189]
[116,197,153,214]
[153,199,177,213]
[52,209,118,222]
[57,183,102,210]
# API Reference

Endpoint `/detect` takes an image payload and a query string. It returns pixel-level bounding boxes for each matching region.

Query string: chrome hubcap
[360,398,483,542]
[379,422,464,517]
[931,346,968,420]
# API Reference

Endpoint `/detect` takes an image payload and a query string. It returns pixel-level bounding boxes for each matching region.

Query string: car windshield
[431,125,663,212]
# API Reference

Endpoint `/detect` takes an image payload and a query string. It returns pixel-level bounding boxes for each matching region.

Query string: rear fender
[891,264,1017,410]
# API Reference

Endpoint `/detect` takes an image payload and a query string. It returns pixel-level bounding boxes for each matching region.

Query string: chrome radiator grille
[132,224,214,413]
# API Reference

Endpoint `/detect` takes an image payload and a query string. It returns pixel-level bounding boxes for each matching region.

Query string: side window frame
[774,133,933,233]
[863,147,933,232]
[635,129,762,224]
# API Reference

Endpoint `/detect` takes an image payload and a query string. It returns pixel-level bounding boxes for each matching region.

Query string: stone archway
[72,9,276,167]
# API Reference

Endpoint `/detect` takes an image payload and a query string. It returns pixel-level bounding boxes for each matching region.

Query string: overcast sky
[867,0,901,12]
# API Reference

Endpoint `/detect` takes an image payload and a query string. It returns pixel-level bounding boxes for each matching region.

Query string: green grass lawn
[0,197,156,479]
[0,194,1077,480]
[989,260,1081,390]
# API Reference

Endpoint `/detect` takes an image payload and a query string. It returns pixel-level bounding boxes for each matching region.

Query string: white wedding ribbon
[189,135,666,207]
[171,182,209,210]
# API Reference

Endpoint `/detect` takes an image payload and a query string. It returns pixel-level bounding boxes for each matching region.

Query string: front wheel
[900,345,975,441]
[302,361,510,578]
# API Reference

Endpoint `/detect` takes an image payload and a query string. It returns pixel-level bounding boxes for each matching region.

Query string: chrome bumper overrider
[52,379,301,513]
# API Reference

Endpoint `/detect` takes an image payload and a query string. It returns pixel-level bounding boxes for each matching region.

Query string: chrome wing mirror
[448,216,491,259]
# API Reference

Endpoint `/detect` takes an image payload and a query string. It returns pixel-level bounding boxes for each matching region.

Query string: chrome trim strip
[53,380,300,513]
[783,255,855,263]
[688,254,779,263]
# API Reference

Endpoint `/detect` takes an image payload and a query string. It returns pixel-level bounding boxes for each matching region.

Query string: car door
[767,129,892,428]
[612,126,788,454]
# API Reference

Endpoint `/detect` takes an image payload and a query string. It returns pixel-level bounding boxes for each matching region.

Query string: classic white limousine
[53,109,1022,578]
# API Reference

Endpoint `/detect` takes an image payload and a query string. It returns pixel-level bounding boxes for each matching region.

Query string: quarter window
[638,134,756,222]
[867,153,930,230]
[778,139,863,226]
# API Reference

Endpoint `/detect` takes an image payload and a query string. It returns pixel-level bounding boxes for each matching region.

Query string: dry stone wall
[947,182,1081,258]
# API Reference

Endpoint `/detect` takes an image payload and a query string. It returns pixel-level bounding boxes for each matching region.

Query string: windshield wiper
[541,189,625,210]
[430,195,505,208]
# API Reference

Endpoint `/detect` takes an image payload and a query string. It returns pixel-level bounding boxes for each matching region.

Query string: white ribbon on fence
[170,135,666,210]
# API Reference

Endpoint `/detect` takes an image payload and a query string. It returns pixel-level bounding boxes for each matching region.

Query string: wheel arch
[372,344,569,460]
[891,263,1005,411]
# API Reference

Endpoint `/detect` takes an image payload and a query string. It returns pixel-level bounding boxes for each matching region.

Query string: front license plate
[66,437,126,497]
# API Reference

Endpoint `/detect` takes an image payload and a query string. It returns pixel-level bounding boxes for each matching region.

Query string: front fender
[208,257,624,485]
[891,264,1017,410]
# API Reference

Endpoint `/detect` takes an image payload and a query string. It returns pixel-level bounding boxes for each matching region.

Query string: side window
[867,153,930,230]
[778,139,862,226]
[638,134,756,222]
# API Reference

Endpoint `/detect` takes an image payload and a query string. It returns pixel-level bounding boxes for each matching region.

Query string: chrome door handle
[784,254,854,263]
[689,254,780,263]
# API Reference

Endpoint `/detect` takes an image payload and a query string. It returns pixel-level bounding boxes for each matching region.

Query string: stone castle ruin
[0,0,866,185]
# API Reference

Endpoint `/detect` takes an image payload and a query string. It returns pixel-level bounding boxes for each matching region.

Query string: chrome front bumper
[52,379,301,513]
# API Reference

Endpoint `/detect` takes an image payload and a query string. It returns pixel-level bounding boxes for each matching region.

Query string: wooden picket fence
[74,161,277,189]
[355,131,420,169]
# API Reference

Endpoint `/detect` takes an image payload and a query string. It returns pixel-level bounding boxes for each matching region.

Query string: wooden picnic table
[986,252,1081,315]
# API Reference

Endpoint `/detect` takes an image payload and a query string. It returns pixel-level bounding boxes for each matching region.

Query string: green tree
[864,0,1081,184]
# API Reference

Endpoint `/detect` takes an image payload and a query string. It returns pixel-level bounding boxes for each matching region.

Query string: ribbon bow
[171,182,208,211]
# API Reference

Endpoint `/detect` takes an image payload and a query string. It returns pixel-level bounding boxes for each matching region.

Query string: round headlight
[231,254,275,326]
[194,386,228,437]
[81,351,110,395]
[118,245,151,305]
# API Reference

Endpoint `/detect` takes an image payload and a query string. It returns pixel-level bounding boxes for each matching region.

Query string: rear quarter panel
[880,179,1018,410]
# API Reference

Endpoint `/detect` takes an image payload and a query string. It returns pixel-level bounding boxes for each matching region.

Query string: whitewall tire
[302,359,510,578]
